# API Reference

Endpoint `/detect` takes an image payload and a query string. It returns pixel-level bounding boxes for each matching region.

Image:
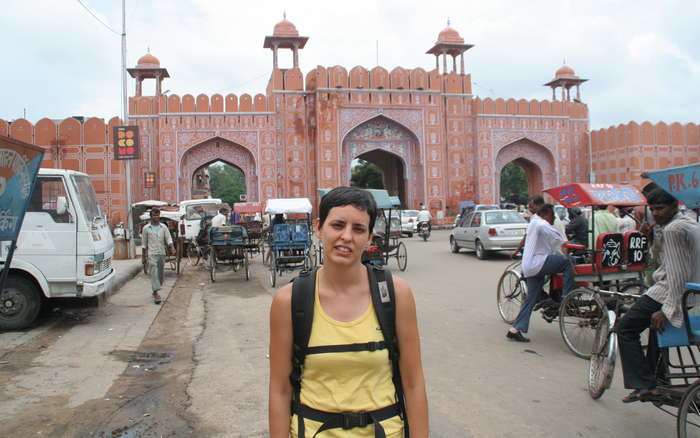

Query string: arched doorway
[191,161,246,204]
[341,116,422,208]
[495,139,556,202]
[499,160,537,205]
[178,137,257,202]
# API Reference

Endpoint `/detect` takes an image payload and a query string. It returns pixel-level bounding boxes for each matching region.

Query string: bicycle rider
[506,204,575,343]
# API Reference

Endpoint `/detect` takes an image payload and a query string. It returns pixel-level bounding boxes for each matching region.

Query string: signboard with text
[144,171,156,188]
[0,135,44,241]
[545,183,647,208]
[113,126,140,160]
[643,163,700,210]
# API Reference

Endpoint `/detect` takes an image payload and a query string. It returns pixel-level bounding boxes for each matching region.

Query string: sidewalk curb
[106,260,143,299]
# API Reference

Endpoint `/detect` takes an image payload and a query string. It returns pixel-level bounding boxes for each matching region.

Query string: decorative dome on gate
[273,19,299,37]
[437,26,464,44]
[555,65,576,78]
[137,52,160,68]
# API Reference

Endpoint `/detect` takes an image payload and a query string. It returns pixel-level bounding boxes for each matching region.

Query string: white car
[450,209,528,259]
[400,210,419,236]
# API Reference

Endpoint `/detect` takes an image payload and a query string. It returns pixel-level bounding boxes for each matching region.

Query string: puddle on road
[109,350,173,375]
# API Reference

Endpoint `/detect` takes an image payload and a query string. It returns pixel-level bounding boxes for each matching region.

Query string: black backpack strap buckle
[342,412,369,430]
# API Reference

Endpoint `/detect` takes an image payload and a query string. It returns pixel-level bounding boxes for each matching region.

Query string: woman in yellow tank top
[269,187,428,437]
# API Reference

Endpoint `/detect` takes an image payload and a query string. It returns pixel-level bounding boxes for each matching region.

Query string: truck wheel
[0,276,42,330]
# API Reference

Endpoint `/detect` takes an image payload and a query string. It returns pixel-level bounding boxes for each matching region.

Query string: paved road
[0,230,675,437]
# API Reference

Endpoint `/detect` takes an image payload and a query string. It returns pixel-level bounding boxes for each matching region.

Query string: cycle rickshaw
[497,183,649,358]
[266,198,315,287]
[360,189,407,271]
[587,163,700,437]
[233,202,265,260]
[208,223,250,282]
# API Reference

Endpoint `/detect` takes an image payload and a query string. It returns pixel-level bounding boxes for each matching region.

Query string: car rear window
[485,211,527,225]
[403,211,419,217]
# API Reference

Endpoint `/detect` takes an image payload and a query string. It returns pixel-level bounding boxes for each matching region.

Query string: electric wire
[76,0,121,35]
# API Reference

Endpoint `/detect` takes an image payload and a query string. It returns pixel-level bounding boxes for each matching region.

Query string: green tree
[500,162,528,204]
[350,160,384,189]
[208,162,246,205]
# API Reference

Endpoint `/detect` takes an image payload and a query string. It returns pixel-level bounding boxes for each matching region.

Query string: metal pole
[122,0,134,258]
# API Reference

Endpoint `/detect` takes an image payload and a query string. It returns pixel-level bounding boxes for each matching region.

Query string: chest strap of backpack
[290,265,408,437]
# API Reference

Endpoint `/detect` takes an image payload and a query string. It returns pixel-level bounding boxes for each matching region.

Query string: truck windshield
[71,175,102,224]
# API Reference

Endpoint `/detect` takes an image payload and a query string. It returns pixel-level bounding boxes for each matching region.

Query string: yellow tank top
[290,275,404,437]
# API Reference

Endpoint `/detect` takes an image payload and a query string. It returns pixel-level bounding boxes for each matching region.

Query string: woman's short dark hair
[319,186,378,231]
[646,188,677,206]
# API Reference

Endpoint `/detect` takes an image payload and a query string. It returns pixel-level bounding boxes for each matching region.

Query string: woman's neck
[319,261,366,294]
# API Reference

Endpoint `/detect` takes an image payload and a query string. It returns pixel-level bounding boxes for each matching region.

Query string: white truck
[0,169,115,330]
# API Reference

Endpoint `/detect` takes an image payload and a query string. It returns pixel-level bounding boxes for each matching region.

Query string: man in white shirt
[416,206,432,232]
[211,207,229,228]
[507,204,574,342]
[617,206,637,234]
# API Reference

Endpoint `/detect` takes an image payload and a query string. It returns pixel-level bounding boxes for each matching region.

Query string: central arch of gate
[178,137,258,202]
[494,138,557,202]
[341,116,423,208]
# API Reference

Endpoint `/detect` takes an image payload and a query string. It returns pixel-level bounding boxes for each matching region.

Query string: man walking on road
[507,204,574,342]
[142,207,175,304]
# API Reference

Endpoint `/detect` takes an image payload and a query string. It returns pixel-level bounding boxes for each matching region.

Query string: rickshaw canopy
[265,198,312,215]
[233,202,263,214]
[365,189,394,209]
[544,183,647,208]
[389,196,401,207]
[643,163,700,210]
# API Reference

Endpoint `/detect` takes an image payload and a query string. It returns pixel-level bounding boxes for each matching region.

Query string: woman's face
[316,205,372,266]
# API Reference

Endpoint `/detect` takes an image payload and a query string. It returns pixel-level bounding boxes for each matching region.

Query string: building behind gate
[1,20,698,225]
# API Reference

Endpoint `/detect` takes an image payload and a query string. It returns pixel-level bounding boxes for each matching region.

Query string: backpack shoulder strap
[367,264,409,435]
[290,267,318,394]
[367,264,398,356]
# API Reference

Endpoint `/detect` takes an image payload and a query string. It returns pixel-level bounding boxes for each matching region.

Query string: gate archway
[341,116,422,208]
[178,137,257,202]
[495,138,556,201]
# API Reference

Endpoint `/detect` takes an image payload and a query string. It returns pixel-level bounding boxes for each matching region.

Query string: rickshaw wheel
[209,250,216,282]
[244,254,250,281]
[588,327,617,400]
[497,270,526,324]
[559,288,607,359]
[268,254,277,287]
[677,380,700,438]
[396,241,407,271]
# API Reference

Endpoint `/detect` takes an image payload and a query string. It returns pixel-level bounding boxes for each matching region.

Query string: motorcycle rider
[416,205,432,234]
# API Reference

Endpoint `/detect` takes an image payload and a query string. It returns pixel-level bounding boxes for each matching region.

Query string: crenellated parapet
[591,121,700,186]
[129,92,275,115]
[473,97,588,119]
[304,65,472,94]
[0,116,128,224]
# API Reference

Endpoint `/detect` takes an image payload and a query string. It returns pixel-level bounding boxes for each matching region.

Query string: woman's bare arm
[393,275,429,437]
[269,284,294,438]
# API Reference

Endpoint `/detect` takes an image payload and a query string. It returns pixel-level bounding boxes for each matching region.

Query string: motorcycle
[417,221,430,241]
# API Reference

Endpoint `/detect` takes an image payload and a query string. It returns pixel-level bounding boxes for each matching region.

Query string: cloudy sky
[2,0,698,129]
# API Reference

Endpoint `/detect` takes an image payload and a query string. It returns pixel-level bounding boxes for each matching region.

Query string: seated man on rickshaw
[618,188,700,403]
[507,204,575,343]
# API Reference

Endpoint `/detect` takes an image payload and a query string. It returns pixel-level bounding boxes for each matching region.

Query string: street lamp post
[121,0,134,258]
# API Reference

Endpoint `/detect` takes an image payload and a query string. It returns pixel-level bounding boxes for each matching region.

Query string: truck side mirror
[56,196,68,215]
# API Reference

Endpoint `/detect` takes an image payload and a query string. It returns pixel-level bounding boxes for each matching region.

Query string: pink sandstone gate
[178,137,258,201]
[495,138,557,201]
[340,116,423,208]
